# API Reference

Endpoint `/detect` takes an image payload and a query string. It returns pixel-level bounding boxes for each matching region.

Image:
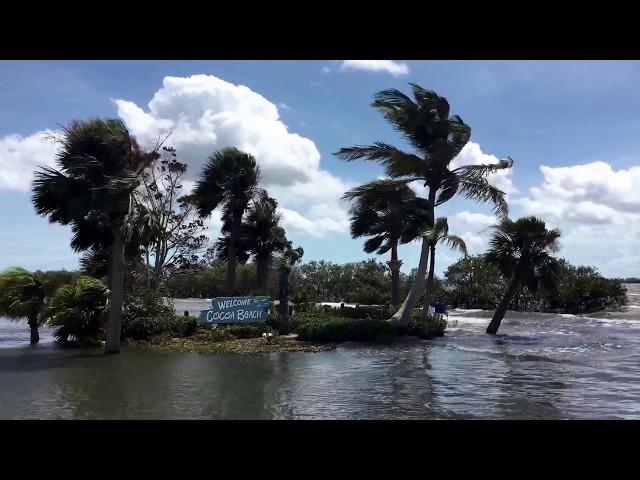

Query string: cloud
[114,74,352,238]
[455,211,498,228]
[0,130,59,191]
[514,161,640,224]
[278,102,291,111]
[445,211,499,255]
[339,60,409,76]
[321,66,331,74]
[511,161,640,277]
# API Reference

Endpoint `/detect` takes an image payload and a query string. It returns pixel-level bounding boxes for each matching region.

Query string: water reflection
[1,286,640,419]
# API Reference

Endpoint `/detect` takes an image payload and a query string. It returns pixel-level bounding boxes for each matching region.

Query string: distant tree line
[439,255,627,314]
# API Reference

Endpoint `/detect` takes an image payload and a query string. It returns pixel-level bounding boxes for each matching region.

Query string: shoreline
[127,335,336,354]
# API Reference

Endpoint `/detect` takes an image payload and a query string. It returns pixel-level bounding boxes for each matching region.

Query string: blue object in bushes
[434,303,447,314]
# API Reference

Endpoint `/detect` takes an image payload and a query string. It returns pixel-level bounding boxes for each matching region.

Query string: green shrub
[122,291,197,341]
[294,314,394,344]
[335,305,390,320]
[169,316,199,337]
[125,290,175,321]
[47,276,109,343]
[265,307,279,330]
[122,315,199,341]
[408,313,447,339]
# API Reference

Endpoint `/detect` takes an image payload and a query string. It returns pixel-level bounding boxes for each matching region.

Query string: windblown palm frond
[335,144,426,178]
[193,147,261,219]
[423,218,468,256]
[457,174,509,218]
[343,180,427,255]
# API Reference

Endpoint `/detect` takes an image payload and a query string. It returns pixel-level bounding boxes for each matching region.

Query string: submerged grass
[132,334,335,354]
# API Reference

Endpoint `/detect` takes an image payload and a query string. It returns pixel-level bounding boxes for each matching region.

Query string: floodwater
[0,285,639,419]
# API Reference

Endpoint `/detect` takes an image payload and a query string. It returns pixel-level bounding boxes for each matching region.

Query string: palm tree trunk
[389,242,401,306]
[105,225,125,353]
[278,271,290,335]
[28,315,39,345]
[256,256,269,291]
[389,188,435,329]
[421,245,436,324]
[486,277,520,335]
[389,239,430,328]
[226,213,241,295]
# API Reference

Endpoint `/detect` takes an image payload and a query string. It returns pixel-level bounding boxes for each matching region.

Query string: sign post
[199,296,272,324]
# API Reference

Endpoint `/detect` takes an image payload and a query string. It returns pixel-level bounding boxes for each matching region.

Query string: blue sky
[1,60,639,278]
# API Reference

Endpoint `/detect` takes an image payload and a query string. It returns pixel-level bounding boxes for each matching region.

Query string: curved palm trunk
[486,277,520,334]
[226,213,241,295]
[105,225,125,353]
[256,255,269,291]
[389,188,435,329]
[28,315,39,345]
[389,239,430,328]
[389,242,402,306]
[420,245,436,324]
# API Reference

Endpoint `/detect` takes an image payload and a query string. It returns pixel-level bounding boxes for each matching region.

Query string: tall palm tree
[244,192,288,290]
[0,267,47,344]
[336,83,512,328]
[32,118,157,353]
[343,179,428,305]
[485,216,561,334]
[420,218,467,323]
[193,148,261,295]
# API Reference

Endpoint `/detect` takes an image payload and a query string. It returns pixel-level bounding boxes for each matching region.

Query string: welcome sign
[199,296,272,324]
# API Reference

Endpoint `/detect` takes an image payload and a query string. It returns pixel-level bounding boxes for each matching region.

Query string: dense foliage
[121,290,198,341]
[47,276,109,343]
[442,254,627,314]
[408,313,447,339]
[293,311,394,344]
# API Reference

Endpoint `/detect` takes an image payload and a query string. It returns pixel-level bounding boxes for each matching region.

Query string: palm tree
[47,276,109,343]
[193,148,261,295]
[343,180,428,305]
[32,118,157,353]
[336,83,512,328]
[419,218,467,324]
[244,192,288,290]
[485,216,561,334]
[0,267,47,344]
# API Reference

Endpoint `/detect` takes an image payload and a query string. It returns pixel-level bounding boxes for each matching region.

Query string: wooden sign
[199,296,272,324]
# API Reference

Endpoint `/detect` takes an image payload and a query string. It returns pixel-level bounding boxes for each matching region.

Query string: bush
[408,313,447,339]
[122,315,199,341]
[125,290,175,322]
[122,291,198,341]
[265,307,280,330]
[47,276,109,343]
[334,305,390,320]
[294,313,394,344]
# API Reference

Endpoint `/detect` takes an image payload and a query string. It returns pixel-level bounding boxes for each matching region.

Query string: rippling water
[1,285,639,419]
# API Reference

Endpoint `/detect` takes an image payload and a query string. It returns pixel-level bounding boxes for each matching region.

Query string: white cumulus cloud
[339,60,409,76]
[515,161,640,225]
[114,74,352,238]
[0,130,59,191]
